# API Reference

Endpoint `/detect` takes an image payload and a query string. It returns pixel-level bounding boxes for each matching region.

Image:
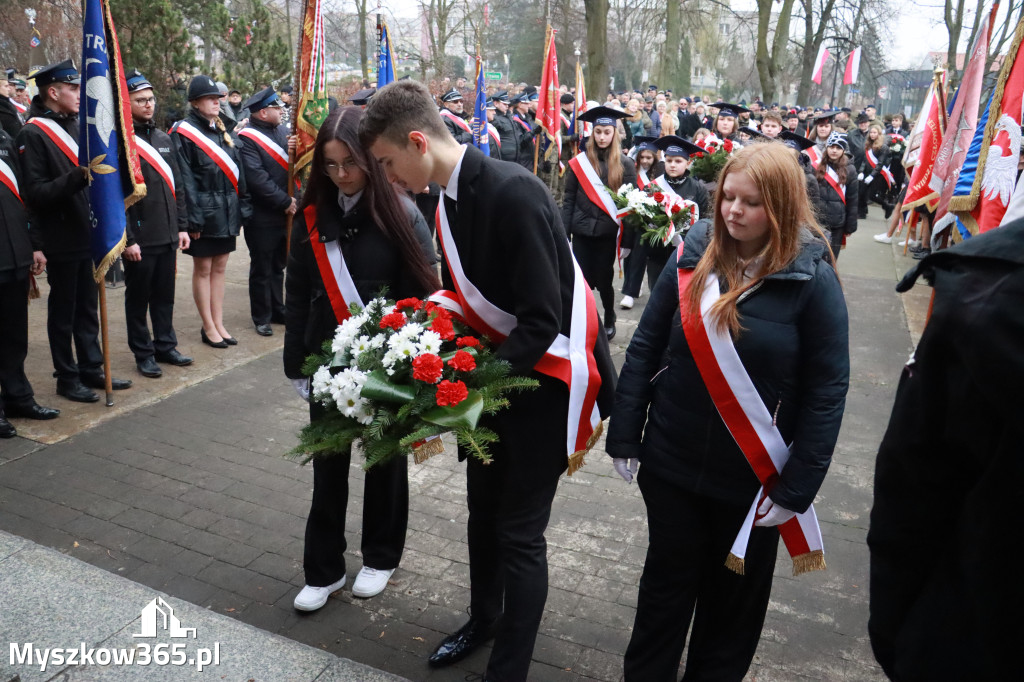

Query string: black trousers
[0,275,34,406]
[624,469,780,682]
[248,236,286,325]
[45,257,103,381]
[572,234,617,327]
[467,382,568,682]
[622,241,673,298]
[302,445,409,587]
[123,245,178,360]
[829,228,844,263]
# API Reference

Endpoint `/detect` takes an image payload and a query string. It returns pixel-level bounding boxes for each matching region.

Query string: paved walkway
[1,211,927,681]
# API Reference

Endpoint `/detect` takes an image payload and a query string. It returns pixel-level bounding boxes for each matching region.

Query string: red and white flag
[843,46,861,85]
[811,44,830,85]
[902,75,946,211]
[537,29,561,164]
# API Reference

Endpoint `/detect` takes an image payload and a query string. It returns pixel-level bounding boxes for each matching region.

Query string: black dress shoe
[0,415,16,438]
[154,349,193,366]
[428,617,500,668]
[136,357,163,378]
[4,401,60,420]
[201,329,228,349]
[80,373,132,390]
[605,325,617,341]
[222,335,238,345]
[255,323,273,336]
[56,381,99,403]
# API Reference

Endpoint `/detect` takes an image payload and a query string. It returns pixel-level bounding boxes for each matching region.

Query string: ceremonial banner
[295,0,328,175]
[951,16,1024,234]
[573,60,589,147]
[537,29,561,168]
[471,52,489,157]
[902,75,945,210]
[811,43,830,85]
[843,46,861,85]
[80,0,145,282]
[376,19,396,89]
[903,72,944,170]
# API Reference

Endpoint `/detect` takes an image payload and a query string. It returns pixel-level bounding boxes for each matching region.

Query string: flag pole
[96,281,113,405]
[286,0,310,260]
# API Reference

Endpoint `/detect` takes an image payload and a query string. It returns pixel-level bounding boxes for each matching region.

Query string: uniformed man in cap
[12,77,30,110]
[483,97,501,159]
[489,90,518,163]
[237,87,295,336]
[0,69,23,137]
[509,92,537,170]
[0,101,59,437]
[16,59,131,402]
[123,69,193,378]
[438,88,473,144]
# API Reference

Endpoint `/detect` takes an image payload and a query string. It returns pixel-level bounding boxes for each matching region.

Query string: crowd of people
[3,56,969,682]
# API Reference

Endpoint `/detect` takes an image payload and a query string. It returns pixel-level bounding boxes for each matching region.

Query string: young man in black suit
[359,80,616,682]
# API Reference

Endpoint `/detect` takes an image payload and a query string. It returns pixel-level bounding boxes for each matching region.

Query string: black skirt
[184,235,236,258]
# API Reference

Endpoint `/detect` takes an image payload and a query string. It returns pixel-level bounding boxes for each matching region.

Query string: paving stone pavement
[0,209,926,681]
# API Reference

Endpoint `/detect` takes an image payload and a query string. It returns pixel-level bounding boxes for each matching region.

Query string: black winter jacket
[561,150,637,238]
[127,120,188,250]
[859,142,890,179]
[493,111,518,163]
[440,108,473,145]
[0,128,32,282]
[238,118,291,251]
[172,109,251,238]
[816,159,859,235]
[606,221,849,512]
[283,193,435,380]
[16,97,91,262]
[0,96,23,138]
[798,154,822,214]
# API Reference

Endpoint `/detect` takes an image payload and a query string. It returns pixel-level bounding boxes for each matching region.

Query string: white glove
[612,457,639,483]
[291,377,310,402]
[864,175,874,185]
[857,173,864,181]
[754,496,797,527]
[620,248,632,260]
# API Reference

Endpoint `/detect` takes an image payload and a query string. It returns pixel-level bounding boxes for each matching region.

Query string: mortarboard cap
[633,135,659,153]
[348,87,376,105]
[779,130,815,151]
[578,105,630,127]
[710,101,750,117]
[653,135,703,158]
[813,110,838,123]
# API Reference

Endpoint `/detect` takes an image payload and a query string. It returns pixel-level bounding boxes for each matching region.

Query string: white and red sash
[0,156,21,203]
[676,248,825,576]
[27,118,78,164]
[512,114,532,133]
[825,166,845,203]
[13,100,26,115]
[238,127,288,170]
[636,167,651,190]
[879,165,894,189]
[865,147,879,170]
[568,153,633,269]
[172,120,239,193]
[560,112,572,131]
[487,122,501,148]
[440,109,472,134]
[304,206,364,322]
[802,145,821,170]
[429,199,603,472]
[134,135,175,197]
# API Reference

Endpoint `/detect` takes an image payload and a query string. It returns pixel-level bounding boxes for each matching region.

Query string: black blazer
[439,145,617,417]
[0,128,32,282]
[239,118,292,250]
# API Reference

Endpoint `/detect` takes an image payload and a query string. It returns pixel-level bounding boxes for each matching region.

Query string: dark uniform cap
[11,79,26,89]
[125,69,153,93]
[578,105,630,127]
[652,135,703,158]
[710,101,750,117]
[187,74,221,101]
[348,87,376,105]
[826,131,849,151]
[485,97,496,110]
[243,86,282,113]
[528,91,539,102]
[560,93,575,105]
[440,88,463,103]
[31,59,80,87]
[509,92,529,105]
[633,135,659,153]
[493,90,510,104]
[779,130,815,151]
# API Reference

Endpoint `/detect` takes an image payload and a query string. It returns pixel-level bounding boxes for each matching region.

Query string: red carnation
[672,204,684,215]
[412,353,444,383]
[430,312,456,340]
[448,350,477,372]
[652,191,665,203]
[394,298,421,312]
[695,152,705,159]
[723,140,734,152]
[456,336,481,349]
[435,379,469,406]
[379,311,407,330]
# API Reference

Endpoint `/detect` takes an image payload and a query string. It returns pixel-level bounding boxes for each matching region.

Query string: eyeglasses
[323,159,360,176]
[132,97,156,105]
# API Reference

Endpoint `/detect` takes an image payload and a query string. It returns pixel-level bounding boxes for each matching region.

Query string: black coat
[283,193,435,380]
[868,219,1024,681]
[492,111,519,163]
[846,127,867,164]
[511,112,537,170]
[0,96,23,138]
[172,109,252,238]
[238,118,291,250]
[797,154,822,213]
[438,145,616,415]
[15,97,91,262]
[606,221,849,512]
[816,160,859,235]
[0,128,32,282]
[859,141,890,178]
[127,120,188,250]
[561,150,638,238]
[441,108,474,145]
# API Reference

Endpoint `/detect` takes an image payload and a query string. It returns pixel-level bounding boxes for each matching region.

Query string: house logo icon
[133,597,197,639]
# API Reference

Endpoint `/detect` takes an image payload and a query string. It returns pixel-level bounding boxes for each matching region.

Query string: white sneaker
[873,233,893,244]
[897,238,920,247]
[351,566,395,598]
[619,295,634,309]
[293,575,346,611]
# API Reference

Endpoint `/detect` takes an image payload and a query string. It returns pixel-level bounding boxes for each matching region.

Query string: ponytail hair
[213,115,234,148]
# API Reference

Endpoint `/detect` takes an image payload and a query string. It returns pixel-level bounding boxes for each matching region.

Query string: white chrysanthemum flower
[382,348,401,368]
[398,322,425,341]
[350,335,373,355]
[311,366,333,399]
[367,333,386,349]
[356,403,375,425]
[617,183,636,195]
[417,330,443,355]
[390,338,418,361]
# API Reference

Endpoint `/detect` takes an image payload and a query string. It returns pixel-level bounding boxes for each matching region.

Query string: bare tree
[584,0,609,97]
[755,0,796,103]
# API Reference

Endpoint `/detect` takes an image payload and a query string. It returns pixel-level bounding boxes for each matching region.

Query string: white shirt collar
[338,188,364,213]
[443,144,469,202]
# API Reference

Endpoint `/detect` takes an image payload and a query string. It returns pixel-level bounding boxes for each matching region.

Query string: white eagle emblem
[980,113,1022,207]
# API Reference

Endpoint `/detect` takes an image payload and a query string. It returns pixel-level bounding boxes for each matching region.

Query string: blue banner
[377,20,395,89]
[472,59,489,156]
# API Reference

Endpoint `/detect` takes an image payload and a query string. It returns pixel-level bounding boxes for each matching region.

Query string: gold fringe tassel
[792,550,826,576]
[724,553,745,575]
[412,436,446,464]
[566,420,605,477]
